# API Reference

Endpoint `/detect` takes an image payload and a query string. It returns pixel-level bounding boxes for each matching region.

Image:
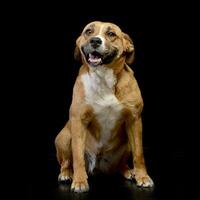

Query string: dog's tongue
[88,53,102,65]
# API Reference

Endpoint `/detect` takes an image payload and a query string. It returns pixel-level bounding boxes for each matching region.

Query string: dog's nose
[90,37,102,48]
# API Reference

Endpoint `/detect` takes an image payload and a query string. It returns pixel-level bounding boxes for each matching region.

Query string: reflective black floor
[28,151,184,200]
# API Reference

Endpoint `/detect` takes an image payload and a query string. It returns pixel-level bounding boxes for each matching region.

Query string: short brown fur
[55,21,153,192]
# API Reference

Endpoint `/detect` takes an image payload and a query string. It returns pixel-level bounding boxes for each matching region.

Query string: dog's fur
[55,21,154,192]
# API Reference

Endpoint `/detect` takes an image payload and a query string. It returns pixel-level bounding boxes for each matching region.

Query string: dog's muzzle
[81,37,118,67]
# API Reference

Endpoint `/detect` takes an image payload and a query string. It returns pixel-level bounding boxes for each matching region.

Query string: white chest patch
[81,66,123,149]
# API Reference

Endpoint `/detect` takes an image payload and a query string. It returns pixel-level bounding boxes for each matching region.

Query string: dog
[55,21,154,192]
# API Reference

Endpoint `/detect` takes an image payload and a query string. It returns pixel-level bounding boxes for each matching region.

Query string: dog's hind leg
[117,146,134,180]
[55,122,73,182]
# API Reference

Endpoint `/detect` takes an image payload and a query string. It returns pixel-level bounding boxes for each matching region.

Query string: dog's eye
[85,29,93,35]
[107,31,116,37]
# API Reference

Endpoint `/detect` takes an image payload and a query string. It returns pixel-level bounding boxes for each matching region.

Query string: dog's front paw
[71,180,89,193]
[133,169,154,187]
[135,174,154,187]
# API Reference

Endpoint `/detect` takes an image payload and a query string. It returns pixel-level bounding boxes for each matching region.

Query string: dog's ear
[122,33,135,65]
[74,36,82,62]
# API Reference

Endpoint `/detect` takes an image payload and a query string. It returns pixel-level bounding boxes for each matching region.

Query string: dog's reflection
[58,182,71,192]
[123,180,155,200]
[58,182,89,200]
[57,177,155,200]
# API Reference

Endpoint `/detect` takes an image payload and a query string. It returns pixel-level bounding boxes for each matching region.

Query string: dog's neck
[88,65,117,91]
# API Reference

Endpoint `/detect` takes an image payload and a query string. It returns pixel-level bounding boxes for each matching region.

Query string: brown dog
[55,21,154,192]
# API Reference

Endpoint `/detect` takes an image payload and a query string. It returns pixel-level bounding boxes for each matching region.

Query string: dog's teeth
[89,58,101,62]
[88,55,101,64]
[89,53,95,59]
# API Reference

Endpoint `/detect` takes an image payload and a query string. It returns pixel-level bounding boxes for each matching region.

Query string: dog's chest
[81,67,123,146]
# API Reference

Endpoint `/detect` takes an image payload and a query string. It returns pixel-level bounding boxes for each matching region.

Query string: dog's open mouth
[87,51,103,66]
[82,45,118,67]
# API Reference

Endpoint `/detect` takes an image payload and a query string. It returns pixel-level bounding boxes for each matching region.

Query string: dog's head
[74,21,134,68]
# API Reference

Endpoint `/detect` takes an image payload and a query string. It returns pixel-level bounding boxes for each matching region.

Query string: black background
[8,2,186,200]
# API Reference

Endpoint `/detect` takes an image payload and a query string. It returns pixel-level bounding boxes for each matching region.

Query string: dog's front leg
[71,117,88,192]
[70,106,93,192]
[126,115,154,187]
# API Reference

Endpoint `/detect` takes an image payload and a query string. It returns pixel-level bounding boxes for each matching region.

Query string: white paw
[58,174,71,182]
[135,175,154,187]
[71,180,89,193]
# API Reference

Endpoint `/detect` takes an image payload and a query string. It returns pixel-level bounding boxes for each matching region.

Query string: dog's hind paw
[58,175,71,182]
[119,165,134,180]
